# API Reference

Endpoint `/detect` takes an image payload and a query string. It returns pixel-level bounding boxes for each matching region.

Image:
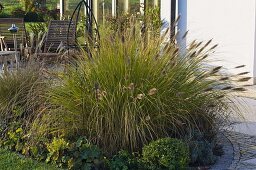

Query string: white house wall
[187,0,256,83]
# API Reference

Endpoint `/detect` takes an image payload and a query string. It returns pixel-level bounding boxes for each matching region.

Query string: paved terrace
[213,86,256,169]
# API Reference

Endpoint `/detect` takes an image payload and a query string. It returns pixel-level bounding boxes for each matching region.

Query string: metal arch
[67,0,100,57]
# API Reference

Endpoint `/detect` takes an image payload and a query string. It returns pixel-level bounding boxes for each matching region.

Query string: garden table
[0,35,20,69]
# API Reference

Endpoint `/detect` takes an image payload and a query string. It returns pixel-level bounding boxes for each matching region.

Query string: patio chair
[36,20,77,62]
[0,36,7,51]
[0,18,27,51]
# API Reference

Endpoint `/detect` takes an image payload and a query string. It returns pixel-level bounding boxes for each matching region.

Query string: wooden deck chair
[45,20,76,52]
[36,20,77,61]
[0,36,8,51]
[0,18,27,51]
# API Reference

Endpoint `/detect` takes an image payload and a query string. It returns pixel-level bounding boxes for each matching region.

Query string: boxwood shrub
[142,138,189,170]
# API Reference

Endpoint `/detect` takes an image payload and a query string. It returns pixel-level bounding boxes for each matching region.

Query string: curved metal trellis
[67,0,100,57]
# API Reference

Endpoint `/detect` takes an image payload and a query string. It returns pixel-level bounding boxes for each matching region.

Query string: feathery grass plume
[188,51,196,58]
[236,72,250,76]
[235,65,246,69]
[197,39,213,54]
[201,54,209,60]
[148,88,157,96]
[32,22,241,156]
[221,86,233,90]
[209,44,218,50]
[243,84,254,87]
[188,40,197,50]
[195,41,203,48]
[173,15,180,26]
[182,30,189,39]
[209,66,222,75]
[204,39,213,48]
[232,87,246,91]
[237,77,251,82]
[219,77,229,81]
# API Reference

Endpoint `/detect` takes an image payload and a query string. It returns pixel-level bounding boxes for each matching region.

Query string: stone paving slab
[225,130,256,170]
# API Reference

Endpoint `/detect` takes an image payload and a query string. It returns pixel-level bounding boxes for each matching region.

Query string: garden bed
[0,11,250,169]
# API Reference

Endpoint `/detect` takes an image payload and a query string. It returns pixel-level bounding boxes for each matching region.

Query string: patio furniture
[0,51,20,69]
[0,36,7,51]
[0,18,27,51]
[0,36,19,69]
[36,20,77,62]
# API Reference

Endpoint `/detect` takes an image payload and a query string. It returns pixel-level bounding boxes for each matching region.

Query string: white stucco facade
[187,0,256,84]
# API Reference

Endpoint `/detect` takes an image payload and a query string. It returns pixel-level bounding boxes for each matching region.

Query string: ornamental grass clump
[33,27,244,155]
[0,66,47,132]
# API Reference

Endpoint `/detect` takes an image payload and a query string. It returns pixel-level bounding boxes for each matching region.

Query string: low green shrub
[142,138,189,170]
[108,150,142,170]
[46,137,69,167]
[0,148,59,170]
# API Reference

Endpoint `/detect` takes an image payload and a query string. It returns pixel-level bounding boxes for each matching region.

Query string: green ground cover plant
[0,148,60,170]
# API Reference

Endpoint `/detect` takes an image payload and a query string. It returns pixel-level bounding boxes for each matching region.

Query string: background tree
[19,0,46,12]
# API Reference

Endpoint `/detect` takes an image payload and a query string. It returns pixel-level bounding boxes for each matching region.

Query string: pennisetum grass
[31,21,248,155]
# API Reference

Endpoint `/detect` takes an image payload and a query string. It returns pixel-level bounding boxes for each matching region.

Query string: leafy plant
[46,137,69,167]
[25,23,47,60]
[142,138,189,170]
[0,148,59,170]
[44,136,104,169]
[1,127,24,151]
[108,150,142,170]
[26,22,47,37]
